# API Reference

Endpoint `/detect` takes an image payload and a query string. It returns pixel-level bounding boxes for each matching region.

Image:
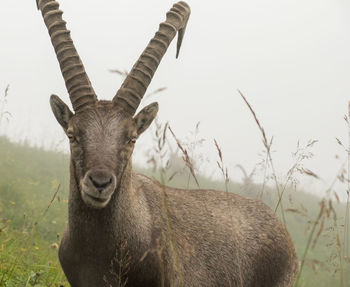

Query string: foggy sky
[1,0,350,198]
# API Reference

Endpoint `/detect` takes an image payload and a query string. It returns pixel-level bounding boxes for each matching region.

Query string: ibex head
[37,0,190,208]
[51,97,159,209]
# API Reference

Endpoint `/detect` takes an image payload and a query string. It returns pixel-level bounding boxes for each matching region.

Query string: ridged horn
[113,1,191,115]
[37,0,97,112]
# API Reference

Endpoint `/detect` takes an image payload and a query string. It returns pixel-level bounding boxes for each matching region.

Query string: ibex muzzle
[37,0,299,286]
[81,169,116,208]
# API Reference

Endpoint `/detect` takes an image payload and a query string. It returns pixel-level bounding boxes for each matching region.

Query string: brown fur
[50,101,299,287]
[37,1,299,285]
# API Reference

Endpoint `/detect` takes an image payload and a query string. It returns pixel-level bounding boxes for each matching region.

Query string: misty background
[1,0,350,199]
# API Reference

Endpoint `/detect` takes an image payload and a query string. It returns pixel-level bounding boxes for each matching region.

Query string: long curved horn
[37,0,97,112]
[113,1,191,115]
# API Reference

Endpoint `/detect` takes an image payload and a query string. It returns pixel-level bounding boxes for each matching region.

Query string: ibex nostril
[88,172,113,190]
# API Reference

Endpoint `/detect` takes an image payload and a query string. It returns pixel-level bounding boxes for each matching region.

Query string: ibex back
[36,0,299,286]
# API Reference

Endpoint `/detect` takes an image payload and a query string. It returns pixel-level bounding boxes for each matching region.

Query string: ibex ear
[134,102,159,135]
[50,94,74,131]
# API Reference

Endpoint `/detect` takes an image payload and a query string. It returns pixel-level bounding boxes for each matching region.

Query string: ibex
[36,0,299,286]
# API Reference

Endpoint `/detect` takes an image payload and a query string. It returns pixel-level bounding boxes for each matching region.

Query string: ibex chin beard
[80,169,117,209]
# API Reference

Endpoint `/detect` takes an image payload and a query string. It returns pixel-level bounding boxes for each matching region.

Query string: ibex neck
[66,160,151,253]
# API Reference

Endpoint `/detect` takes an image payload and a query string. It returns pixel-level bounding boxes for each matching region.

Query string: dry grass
[146,119,187,287]
[214,139,229,192]
[168,126,200,188]
[0,85,12,132]
[237,90,350,286]
[343,101,350,261]
[238,89,287,224]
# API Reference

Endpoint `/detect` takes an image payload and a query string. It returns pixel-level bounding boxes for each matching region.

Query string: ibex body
[36,0,299,286]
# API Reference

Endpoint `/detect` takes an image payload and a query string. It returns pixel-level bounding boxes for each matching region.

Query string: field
[0,133,349,286]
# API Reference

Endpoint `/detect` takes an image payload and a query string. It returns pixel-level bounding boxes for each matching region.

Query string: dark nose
[88,170,113,192]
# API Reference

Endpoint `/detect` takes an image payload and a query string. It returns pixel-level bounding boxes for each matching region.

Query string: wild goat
[36,0,299,286]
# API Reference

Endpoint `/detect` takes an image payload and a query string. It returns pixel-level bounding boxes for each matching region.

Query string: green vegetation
[0,136,68,286]
[0,135,349,286]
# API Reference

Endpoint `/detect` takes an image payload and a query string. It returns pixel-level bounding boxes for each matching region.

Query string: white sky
[1,0,350,199]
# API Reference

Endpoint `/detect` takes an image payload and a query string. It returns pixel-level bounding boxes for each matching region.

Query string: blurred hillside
[0,136,349,286]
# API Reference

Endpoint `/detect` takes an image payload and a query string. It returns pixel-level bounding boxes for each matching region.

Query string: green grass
[0,135,349,286]
[0,136,69,286]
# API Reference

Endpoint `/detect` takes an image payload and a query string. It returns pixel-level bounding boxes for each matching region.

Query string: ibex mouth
[81,191,111,209]
[80,169,117,209]
[85,193,109,203]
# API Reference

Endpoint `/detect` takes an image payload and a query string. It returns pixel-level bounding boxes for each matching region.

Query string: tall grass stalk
[294,200,325,287]
[214,139,229,193]
[238,90,287,224]
[342,101,350,285]
[0,85,12,133]
[168,126,200,189]
[344,101,350,258]
[149,120,185,286]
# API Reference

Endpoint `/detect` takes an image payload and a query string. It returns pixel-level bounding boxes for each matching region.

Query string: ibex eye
[67,131,75,143]
[129,137,137,144]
